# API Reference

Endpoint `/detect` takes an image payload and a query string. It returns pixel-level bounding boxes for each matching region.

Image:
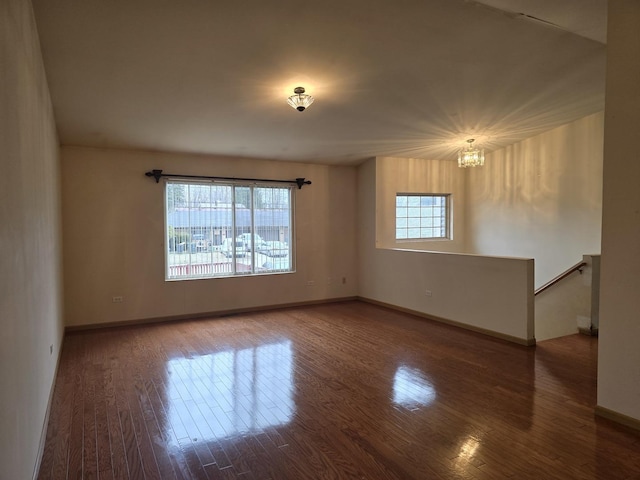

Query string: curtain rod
[144,169,312,189]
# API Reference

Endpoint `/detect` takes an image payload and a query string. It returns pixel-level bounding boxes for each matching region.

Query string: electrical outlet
[342,277,347,284]
[425,290,432,297]
[112,296,124,303]
[327,277,332,285]
[306,280,315,286]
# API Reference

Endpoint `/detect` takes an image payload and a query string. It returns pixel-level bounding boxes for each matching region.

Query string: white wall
[597,0,640,424]
[0,0,64,478]
[375,156,467,252]
[465,113,604,289]
[373,116,604,291]
[359,159,534,344]
[61,147,357,327]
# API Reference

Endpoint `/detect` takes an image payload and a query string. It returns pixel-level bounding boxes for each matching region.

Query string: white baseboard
[595,405,640,432]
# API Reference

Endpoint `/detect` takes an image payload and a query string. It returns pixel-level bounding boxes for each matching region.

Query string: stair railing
[534,261,587,296]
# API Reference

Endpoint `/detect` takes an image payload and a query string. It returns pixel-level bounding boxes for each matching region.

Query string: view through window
[165,181,294,280]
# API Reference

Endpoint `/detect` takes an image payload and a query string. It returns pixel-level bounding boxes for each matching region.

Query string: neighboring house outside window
[395,193,451,241]
[165,180,294,280]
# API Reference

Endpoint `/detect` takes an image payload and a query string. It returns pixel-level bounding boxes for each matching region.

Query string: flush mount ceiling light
[287,86,314,112]
[458,139,485,168]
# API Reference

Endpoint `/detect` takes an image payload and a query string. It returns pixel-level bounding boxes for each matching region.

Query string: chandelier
[458,139,484,168]
[287,86,314,112]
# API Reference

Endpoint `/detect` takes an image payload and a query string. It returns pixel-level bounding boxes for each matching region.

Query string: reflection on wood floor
[37,301,640,479]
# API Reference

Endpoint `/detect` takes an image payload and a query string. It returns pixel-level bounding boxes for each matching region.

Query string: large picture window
[395,193,451,240]
[165,180,294,280]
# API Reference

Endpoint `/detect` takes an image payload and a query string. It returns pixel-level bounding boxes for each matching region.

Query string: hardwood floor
[37,301,640,479]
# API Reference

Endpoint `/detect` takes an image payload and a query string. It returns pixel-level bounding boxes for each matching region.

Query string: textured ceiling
[32,0,607,165]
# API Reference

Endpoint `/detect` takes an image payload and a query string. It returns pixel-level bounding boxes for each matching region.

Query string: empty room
[2,0,640,478]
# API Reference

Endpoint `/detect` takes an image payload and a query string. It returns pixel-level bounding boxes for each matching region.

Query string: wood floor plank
[122,372,163,479]
[37,301,640,479]
[177,437,210,480]
[103,368,130,480]
[65,371,84,480]
[136,378,180,479]
[94,368,113,476]
[204,436,233,470]
[115,377,146,480]
[82,367,98,479]
[37,360,74,480]
[202,464,238,480]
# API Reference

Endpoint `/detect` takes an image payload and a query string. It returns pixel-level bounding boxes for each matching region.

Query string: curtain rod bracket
[295,178,311,189]
[144,170,312,189]
[146,169,163,183]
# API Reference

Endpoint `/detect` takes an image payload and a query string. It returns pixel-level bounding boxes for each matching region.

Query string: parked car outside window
[221,238,246,258]
[258,241,289,257]
[237,233,266,251]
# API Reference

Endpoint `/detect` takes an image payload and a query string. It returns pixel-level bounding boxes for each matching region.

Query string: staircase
[534,255,600,342]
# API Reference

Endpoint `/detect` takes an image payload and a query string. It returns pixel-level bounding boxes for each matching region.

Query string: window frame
[395,193,452,241]
[164,179,296,281]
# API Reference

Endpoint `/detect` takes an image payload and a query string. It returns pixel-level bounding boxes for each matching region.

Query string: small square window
[395,194,451,240]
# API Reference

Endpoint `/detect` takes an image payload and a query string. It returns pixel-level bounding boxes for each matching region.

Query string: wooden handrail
[535,261,587,296]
